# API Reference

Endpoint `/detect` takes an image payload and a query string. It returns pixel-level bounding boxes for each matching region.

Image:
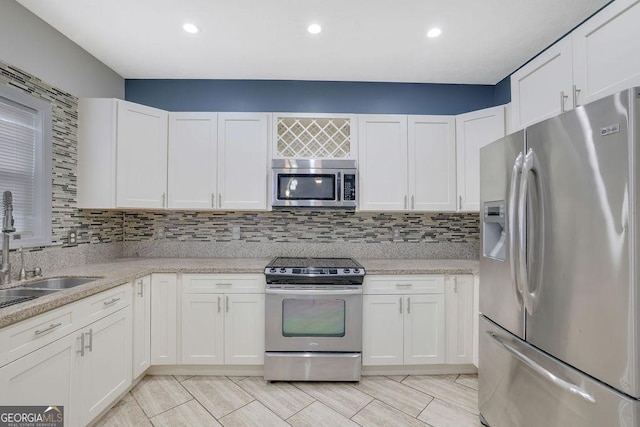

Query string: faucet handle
[32,267,42,277]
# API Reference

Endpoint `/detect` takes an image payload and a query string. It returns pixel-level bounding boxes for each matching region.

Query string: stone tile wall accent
[123,210,479,244]
[0,60,123,255]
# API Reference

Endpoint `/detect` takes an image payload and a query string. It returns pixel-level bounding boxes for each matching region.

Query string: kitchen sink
[0,287,62,309]
[21,277,101,290]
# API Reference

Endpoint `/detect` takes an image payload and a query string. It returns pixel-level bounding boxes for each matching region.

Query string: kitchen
[0,0,639,426]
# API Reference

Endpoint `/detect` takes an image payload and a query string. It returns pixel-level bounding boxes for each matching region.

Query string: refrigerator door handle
[487,331,597,405]
[508,151,524,311]
[517,148,543,315]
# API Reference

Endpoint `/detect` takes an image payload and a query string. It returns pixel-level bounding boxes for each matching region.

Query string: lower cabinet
[445,275,474,364]
[180,274,265,365]
[363,276,446,366]
[150,273,178,365]
[132,275,151,378]
[0,291,132,427]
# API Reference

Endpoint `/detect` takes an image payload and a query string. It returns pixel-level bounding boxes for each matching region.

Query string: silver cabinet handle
[217,296,221,313]
[396,283,413,288]
[216,283,233,287]
[137,280,143,297]
[508,152,524,311]
[453,277,458,294]
[211,193,215,208]
[161,192,166,207]
[77,333,85,357]
[411,195,414,210]
[573,85,581,107]
[487,331,596,404]
[35,322,62,336]
[85,329,93,352]
[560,91,568,113]
[103,297,120,307]
[407,297,411,314]
[399,297,403,314]
[459,195,463,210]
[404,195,407,209]
[226,296,229,313]
[218,193,222,208]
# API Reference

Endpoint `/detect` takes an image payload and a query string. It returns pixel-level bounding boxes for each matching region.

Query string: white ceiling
[17,0,610,85]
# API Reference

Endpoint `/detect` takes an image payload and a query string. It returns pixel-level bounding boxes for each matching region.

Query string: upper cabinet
[78,99,168,209]
[358,115,456,212]
[456,106,506,212]
[167,113,218,209]
[217,113,270,210]
[511,0,640,130]
[572,0,640,105]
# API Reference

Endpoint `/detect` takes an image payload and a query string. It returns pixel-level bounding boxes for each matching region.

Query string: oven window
[282,299,345,337]
[277,174,335,200]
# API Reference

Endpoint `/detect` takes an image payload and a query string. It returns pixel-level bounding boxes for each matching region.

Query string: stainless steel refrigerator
[479,87,640,426]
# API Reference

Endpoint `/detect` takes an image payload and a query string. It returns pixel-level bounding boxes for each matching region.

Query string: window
[0,84,52,248]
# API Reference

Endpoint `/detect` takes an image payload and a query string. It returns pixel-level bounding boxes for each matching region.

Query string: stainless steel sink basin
[21,277,100,290]
[0,287,61,309]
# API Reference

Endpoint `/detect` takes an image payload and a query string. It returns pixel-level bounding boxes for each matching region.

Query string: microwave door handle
[337,172,342,201]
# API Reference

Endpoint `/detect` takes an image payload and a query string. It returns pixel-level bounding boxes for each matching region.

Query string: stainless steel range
[264,257,365,381]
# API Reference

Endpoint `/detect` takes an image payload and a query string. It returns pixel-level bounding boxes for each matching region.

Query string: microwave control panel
[343,174,357,201]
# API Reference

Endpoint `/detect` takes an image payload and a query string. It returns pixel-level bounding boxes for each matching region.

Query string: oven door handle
[265,288,362,296]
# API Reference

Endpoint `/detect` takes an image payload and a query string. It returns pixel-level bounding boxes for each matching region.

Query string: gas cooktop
[264,257,365,284]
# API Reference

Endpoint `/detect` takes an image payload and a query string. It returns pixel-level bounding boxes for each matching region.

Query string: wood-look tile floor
[95,374,481,427]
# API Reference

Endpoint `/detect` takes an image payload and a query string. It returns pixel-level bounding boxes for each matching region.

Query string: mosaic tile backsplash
[123,210,479,244]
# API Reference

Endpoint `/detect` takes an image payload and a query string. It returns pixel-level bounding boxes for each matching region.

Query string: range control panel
[265,267,364,277]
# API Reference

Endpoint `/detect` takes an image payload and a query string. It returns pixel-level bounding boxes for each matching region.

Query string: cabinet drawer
[0,303,82,367]
[182,274,265,294]
[83,283,132,322]
[364,275,445,294]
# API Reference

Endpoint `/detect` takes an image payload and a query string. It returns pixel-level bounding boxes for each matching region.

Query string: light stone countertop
[0,257,478,328]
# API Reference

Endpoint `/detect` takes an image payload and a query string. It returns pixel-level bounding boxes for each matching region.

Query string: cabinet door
[150,273,178,365]
[80,307,132,426]
[168,113,218,209]
[0,333,79,426]
[408,116,456,211]
[572,0,640,106]
[116,100,168,208]
[510,36,574,130]
[217,113,269,210]
[456,105,505,212]
[358,115,408,211]
[132,276,151,378]
[445,275,474,364]
[181,294,224,365]
[224,294,265,365]
[362,294,404,365]
[404,294,445,365]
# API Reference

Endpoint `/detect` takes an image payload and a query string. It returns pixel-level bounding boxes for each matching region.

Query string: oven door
[265,287,362,352]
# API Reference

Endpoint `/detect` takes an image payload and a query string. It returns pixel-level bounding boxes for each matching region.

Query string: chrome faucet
[1,190,16,286]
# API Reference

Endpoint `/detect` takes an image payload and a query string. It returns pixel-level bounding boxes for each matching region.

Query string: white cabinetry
[78,98,168,209]
[0,283,133,427]
[181,274,265,365]
[510,36,574,130]
[217,113,269,210]
[150,273,178,365]
[359,115,456,211]
[363,275,445,365]
[445,275,474,364]
[132,275,151,378]
[572,0,640,105]
[168,113,218,209]
[511,0,640,130]
[456,106,505,212]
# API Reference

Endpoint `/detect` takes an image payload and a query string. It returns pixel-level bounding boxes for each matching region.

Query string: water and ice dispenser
[483,201,505,261]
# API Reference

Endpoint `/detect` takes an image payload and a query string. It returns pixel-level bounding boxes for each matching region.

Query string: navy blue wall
[125,79,511,115]
[494,76,511,106]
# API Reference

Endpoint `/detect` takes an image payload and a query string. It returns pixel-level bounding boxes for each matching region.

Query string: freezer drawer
[479,316,639,427]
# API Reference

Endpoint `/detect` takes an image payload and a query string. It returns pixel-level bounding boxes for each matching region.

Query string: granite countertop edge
[0,257,479,328]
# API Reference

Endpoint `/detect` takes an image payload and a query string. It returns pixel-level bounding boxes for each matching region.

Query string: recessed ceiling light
[183,23,199,34]
[427,28,442,38]
[307,24,322,35]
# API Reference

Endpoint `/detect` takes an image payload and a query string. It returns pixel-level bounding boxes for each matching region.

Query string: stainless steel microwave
[271,159,357,208]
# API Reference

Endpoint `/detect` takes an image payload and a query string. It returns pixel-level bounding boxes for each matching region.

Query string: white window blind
[0,85,52,248]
